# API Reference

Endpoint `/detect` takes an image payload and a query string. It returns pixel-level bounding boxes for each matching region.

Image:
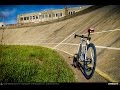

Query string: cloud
[0,8,16,18]
[41,8,55,11]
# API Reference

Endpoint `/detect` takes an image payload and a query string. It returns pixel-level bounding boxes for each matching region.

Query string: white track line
[91,28,120,35]
[7,42,120,50]
[95,46,120,50]
[80,28,120,35]
[56,48,74,56]
[37,42,120,50]
[38,43,58,45]
[53,28,120,49]
[53,29,79,49]
[15,37,64,42]
[62,43,120,50]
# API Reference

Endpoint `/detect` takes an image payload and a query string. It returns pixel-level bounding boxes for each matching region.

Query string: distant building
[17,5,92,25]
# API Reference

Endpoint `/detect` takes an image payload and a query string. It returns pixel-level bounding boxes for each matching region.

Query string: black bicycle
[73,28,97,79]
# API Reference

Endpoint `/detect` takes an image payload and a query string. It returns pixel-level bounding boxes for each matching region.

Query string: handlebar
[74,28,94,40]
[74,34,88,38]
[74,34,91,41]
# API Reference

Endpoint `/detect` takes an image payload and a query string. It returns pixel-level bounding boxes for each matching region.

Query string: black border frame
[0,0,120,5]
[0,0,120,89]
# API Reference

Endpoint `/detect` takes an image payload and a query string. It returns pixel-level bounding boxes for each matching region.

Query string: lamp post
[64,5,68,16]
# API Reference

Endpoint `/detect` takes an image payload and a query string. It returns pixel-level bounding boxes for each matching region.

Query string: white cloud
[41,8,55,11]
[0,8,16,18]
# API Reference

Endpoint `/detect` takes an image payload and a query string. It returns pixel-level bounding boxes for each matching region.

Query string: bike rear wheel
[84,43,96,79]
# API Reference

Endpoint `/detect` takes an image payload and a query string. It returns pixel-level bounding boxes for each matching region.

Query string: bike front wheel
[84,43,97,79]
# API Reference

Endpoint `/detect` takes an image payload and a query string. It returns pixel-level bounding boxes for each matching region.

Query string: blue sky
[0,5,82,24]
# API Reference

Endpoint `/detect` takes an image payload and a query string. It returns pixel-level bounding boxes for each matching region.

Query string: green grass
[0,45,75,83]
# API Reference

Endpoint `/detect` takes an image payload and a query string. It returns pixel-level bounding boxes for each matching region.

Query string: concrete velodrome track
[0,5,120,82]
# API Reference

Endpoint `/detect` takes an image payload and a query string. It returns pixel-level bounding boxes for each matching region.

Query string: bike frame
[77,37,90,62]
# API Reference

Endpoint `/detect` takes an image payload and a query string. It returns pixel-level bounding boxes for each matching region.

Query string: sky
[0,5,82,24]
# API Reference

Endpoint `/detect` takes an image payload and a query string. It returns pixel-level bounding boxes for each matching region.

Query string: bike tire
[83,43,97,79]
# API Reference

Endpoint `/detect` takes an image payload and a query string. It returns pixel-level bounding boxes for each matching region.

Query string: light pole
[64,5,68,16]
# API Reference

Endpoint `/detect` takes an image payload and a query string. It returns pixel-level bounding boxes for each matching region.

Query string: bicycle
[73,28,97,79]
